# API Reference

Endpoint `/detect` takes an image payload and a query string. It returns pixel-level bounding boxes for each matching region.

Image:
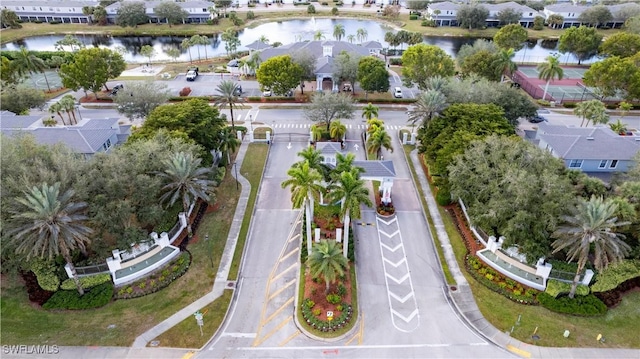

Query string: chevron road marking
[380,242,402,252]
[391,309,419,323]
[386,272,410,285]
[383,257,407,268]
[379,229,400,238]
[376,217,398,226]
[389,291,415,304]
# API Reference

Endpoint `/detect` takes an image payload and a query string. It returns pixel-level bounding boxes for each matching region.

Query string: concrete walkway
[409,149,640,359]
[131,138,252,348]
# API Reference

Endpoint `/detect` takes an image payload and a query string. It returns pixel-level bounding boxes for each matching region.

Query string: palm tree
[356,28,368,44]
[181,38,193,64]
[367,127,393,160]
[296,146,330,182]
[156,152,214,236]
[609,119,628,135]
[552,196,631,298]
[433,9,441,26]
[333,24,345,41]
[200,35,211,60]
[13,46,51,92]
[281,161,324,255]
[258,35,270,44]
[313,30,326,41]
[366,118,385,137]
[426,75,447,91]
[48,102,66,125]
[329,169,372,257]
[307,239,348,294]
[58,95,78,125]
[347,34,356,44]
[311,124,324,143]
[8,183,92,295]
[575,99,608,127]
[218,127,241,165]
[407,90,447,132]
[332,153,364,181]
[537,55,564,101]
[329,120,347,142]
[214,80,244,134]
[361,103,379,121]
[493,48,517,82]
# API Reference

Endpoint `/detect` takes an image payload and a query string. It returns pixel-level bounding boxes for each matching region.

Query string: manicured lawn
[228,143,269,280]
[151,290,233,348]
[0,172,240,346]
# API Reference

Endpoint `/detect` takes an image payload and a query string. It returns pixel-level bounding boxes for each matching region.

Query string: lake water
[0,18,595,64]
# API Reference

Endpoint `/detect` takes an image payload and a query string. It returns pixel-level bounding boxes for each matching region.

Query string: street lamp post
[233,162,239,190]
[75,105,83,122]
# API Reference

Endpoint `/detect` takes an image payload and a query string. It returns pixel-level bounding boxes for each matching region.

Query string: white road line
[386,272,410,284]
[391,308,419,323]
[234,343,489,351]
[389,291,414,304]
[220,332,257,338]
[380,242,402,252]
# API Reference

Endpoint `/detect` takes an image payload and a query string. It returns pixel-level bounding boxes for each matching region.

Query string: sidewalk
[131,138,252,349]
[409,149,640,359]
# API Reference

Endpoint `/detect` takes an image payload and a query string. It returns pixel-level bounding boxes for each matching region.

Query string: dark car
[528,115,547,123]
[234,85,243,96]
[110,83,124,96]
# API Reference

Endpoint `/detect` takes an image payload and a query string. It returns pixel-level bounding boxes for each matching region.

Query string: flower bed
[115,251,191,299]
[466,255,539,305]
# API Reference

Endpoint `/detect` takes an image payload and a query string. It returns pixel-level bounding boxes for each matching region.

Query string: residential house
[105,1,213,24]
[1,111,130,158]
[257,40,373,92]
[1,0,98,23]
[607,2,640,28]
[543,4,587,28]
[534,122,640,179]
[427,1,540,27]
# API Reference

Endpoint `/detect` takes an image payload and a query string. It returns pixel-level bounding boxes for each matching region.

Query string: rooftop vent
[586,137,595,140]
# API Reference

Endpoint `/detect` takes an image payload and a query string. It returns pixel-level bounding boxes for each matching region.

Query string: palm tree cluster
[366,118,393,160]
[48,95,80,125]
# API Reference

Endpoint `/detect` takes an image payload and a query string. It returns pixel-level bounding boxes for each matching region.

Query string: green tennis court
[519,67,587,79]
[25,70,64,91]
[540,85,598,101]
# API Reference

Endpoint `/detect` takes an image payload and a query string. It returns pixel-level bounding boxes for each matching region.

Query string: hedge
[466,255,539,304]
[43,282,113,310]
[356,98,416,104]
[545,279,589,298]
[30,259,60,292]
[301,298,353,332]
[537,292,607,316]
[60,273,112,291]
[591,259,640,293]
[114,251,191,300]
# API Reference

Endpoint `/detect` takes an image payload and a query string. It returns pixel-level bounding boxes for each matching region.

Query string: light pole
[205,234,214,269]
[233,162,239,190]
[75,104,83,122]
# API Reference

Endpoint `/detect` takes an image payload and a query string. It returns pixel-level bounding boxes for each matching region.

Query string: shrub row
[591,259,640,293]
[60,273,112,291]
[30,259,60,292]
[356,98,416,104]
[545,279,589,298]
[43,282,113,310]
[466,255,539,304]
[301,298,353,332]
[537,292,607,316]
[114,251,191,299]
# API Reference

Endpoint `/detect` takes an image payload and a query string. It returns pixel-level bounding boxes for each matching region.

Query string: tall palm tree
[307,239,348,294]
[407,89,447,132]
[214,80,244,134]
[493,48,517,82]
[181,38,193,64]
[58,95,78,125]
[218,127,241,165]
[258,35,270,44]
[367,127,393,160]
[190,35,203,61]
[200,35,211,60]
[361,103,379,121]
[329,169,372,257]
[356,28,368,44]
[332,153,364,182]
[333,24,345,41]
[296,146,330,182]
[433,9,441,26]
[48,102,66,125]
[347,34,356,44]
[313,30,326,41]
[552,196,631,298]
[281,161,324,255]
[426,75,447,92]
[575,99,609,127]
[13,46,51,92]
[366,118,384,135]
[537,55,564,101]
[311,124,324,143]
[8,183,92,295]
[156,152,214,236]
[329,120,347,142]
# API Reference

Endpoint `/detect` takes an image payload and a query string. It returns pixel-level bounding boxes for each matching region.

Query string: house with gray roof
[105,1,213,24]
[258,40,372,92]
[535,123,640,177]
[427,1,540,27]
[1,0,97,24]
[1,113,130,158]
[543,4,587,28]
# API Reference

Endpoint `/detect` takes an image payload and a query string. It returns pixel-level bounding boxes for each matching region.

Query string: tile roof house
[1,112,130,158]
[1,0,98,24]
[258,40,372,92]
[535,122,640,177]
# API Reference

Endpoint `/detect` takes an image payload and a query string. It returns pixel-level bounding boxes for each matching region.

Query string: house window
[21,6,24,10]
[40,7,42,10]
[569,159,583,168]
[610,160,618,169]
[598,160,607,168]
[529,12,532,16]
[203,8,207,12]
[103,139,112,151]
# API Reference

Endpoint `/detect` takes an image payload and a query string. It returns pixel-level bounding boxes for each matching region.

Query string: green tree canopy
[625,15,640,34]
[332,51,360,94]
[449,135,574,261]
[307,240,348,294]
[116,1,148,27]
[459,50,501,82]
[59,48,125,98]
[558,26,603,64]
[113,81,171,120]
[304,92,356,130]
[457,4,489,30]
[291,50,316,94]
[599,32,640,58]
[129,99,226,163]
[401,44,455,91]
[497,8,522,25]
[0,9,21,28]
[357,56,389,95]
[221,29,240,58]
[0,85,45,114]
[578,5,613,28]
[256,55,303,96]
[493,24,528,51]
[154,1,189,26]
[456,39,498,68]
[583,55,640,100]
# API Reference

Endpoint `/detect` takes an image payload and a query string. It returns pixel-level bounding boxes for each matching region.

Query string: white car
[393,87,403,98]
[262,89,272,97]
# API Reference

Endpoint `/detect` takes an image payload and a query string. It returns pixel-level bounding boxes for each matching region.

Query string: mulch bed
[302,264,352,321]
[313,214,343,240]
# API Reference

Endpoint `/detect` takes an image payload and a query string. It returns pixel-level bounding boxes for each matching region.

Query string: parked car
[234,85,243,96]
[393,87,403,98]
[186,67,199,81]
[528,115,547,123]
[110,83,124,96]
[285,89,294,97]
[227,59,239,67]
[262,88,272,97]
